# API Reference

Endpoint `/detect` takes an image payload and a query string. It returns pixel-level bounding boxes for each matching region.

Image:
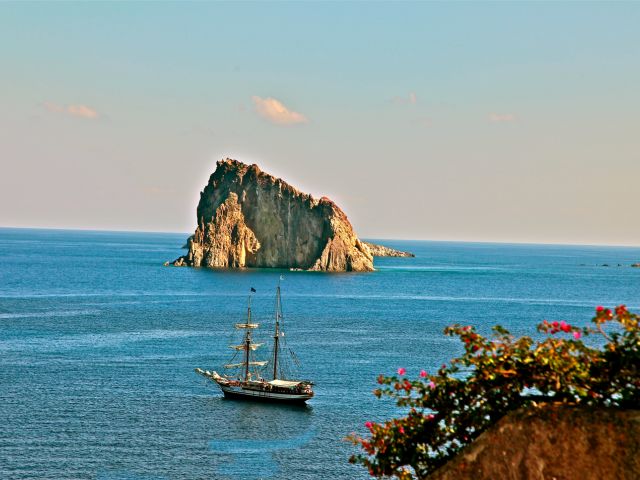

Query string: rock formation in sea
[171,158,377,271]
[363,241,415,258]
[427,405,640,480]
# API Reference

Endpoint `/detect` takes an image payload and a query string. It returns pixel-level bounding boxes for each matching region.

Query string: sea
[1,227,639,480]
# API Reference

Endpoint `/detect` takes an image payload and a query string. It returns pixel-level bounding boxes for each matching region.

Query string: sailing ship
[195,282,314,403]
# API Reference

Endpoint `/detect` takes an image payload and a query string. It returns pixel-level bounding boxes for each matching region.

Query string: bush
[349,306,639,479]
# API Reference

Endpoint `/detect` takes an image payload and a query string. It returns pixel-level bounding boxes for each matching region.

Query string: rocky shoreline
[180,236,413,258]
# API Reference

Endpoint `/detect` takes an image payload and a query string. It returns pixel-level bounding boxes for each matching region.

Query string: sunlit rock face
[173,158,374,272]
[428,405,640,480]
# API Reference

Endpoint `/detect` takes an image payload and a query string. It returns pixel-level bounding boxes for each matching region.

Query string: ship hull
[220,384,312,404]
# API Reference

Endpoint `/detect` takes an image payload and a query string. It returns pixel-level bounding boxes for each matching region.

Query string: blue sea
[1,228,639,479]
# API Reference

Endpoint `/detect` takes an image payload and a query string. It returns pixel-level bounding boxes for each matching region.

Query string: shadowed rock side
[172,158,374,271]
[428,405,640,480]
[363,241,415,258]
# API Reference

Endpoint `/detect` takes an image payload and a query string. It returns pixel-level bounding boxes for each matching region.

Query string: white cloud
[251,96,308,125]
[489,113,516,123]
[392,92,418,105]
[67,104,98,119]
[43,102,99,119]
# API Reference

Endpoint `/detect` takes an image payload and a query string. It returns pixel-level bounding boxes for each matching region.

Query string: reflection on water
[209,400,316,479]
[210,404,315,479]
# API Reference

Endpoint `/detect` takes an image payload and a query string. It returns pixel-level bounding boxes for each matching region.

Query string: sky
[1,2,639,245]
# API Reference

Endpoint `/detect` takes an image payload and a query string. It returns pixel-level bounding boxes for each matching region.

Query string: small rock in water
[363,241,415,257]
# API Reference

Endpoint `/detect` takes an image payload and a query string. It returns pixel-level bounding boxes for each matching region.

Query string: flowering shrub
[349,306,639,479]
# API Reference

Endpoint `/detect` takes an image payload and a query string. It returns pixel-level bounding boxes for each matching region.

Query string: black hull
[222,390,311,404]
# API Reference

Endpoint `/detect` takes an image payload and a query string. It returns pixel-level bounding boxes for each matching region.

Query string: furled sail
[235,323,259,329]
[230,343,264,351]
[224,361,268,369]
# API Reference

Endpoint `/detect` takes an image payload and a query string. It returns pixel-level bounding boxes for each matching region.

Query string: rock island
[170,158,412,271]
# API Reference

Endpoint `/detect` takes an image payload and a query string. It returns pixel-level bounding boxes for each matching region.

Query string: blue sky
[1,2,639,244]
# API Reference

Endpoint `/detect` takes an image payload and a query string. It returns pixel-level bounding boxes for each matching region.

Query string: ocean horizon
[3,226,640,249]
[1,228,639,479]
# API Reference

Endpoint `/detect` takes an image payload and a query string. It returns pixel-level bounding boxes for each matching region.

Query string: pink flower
[573,331,581,340]
[397,367,406,376]
[560,321,571,333]
[365,421,373,429]
[398,426,405,434]
[596,305,604,312]
[420,370,427,378]
[427,414,435,420]
[428,381,436,390]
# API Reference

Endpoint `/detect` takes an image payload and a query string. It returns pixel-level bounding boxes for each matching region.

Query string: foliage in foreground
[349,306,639,479]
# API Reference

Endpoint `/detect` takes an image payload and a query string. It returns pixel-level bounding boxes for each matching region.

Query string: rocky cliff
[428,405,640,480]
[171,158,375,271]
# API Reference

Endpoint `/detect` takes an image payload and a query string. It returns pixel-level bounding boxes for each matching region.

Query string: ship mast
[245,294,252,382]
[273,282,281,380]
[224,288,267,381]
